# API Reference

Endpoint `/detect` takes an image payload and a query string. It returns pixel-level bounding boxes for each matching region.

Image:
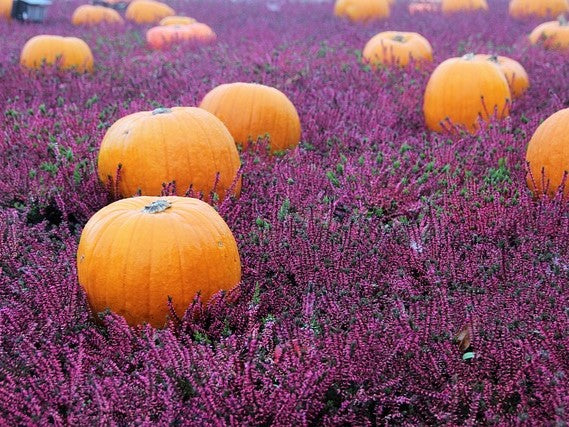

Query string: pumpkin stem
[392,34,406,43]
[558,15,568,26]
[461,53,475,61]
[143,199,172,213]
[152,107,172,115]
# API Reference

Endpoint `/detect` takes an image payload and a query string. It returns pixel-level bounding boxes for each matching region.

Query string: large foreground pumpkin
[199,83,302,153]
[125,0,174,24]
[77,196,241,327]
[20,35,94,73]
[363,31,433,67]
[509,0,569,19]
[474,54,529,98]
[333,0,390,22]
[526,108,569,198]
[529,17,569,50]
[97,107,241,200]
[423,53,511,133]
[441,0,488,13]
[71,5,124,26]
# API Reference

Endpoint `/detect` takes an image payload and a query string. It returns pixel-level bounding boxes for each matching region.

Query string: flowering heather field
[1,0,569,424]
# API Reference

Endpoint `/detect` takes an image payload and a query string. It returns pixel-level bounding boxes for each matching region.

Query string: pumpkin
[333,0,390,22]
[526,108,569,198]
[71,5,124,26]
[185,23,217,44]
[97,107,241,201]
[147,23,216,49]
[509,0,569,19]
[408,1,441,14]
[474,54,529,98]
[441,0,488,13]
[363,31,433,68]
[423,53,511,133]
[77,196,241,327]
[20,35,94,73]
[529,16,569,50]
[199,82,302,153]
[159,15,196,26]
[0,0,12,19]
[125,0,174,24]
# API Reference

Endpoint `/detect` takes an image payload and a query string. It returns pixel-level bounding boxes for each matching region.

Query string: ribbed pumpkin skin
[441,0,488,13]
[423,55,511,133]
[125,0,174,24]
[20,35,94,73]
[529,21,569,50]
[97,107,241,201]
[0,0,12,19]
[509,0,569,19]
[72,5,124,26]
[199,83,301,153]
[363,31,433,68]
[160,15,196,26]
[474,54,529,98]
[77,196,241,327]
[334,0,390,22]
[526,108,569,198]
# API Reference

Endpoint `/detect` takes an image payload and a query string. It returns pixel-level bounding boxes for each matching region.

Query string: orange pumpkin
[147,25,191,49]
[509,0,569,19]
[408,1,441,14]
[525,108,569,198]
[474,54,529,98]
[97,107,241,200]
[71,5,124,26]
[363,31,433,67]
[159,15,196,26]
[199,82,302,153]
[146,23,216,49]
[186,23,217,44]
[529,16,569,50]
[0,0,12,19]
[125,0,174,24]
[423,53,511,133]
[333,0,390,22]
[20,35,94,73]
[441,0,488,13]
[77,196,241,327]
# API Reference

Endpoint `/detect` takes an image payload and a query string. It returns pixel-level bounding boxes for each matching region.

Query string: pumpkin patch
[4,0,569,424]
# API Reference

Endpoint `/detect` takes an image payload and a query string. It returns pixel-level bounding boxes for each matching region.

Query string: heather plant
[1,0,569,424]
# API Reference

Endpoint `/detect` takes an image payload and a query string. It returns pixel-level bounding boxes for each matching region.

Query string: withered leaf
[454,324,473,352]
